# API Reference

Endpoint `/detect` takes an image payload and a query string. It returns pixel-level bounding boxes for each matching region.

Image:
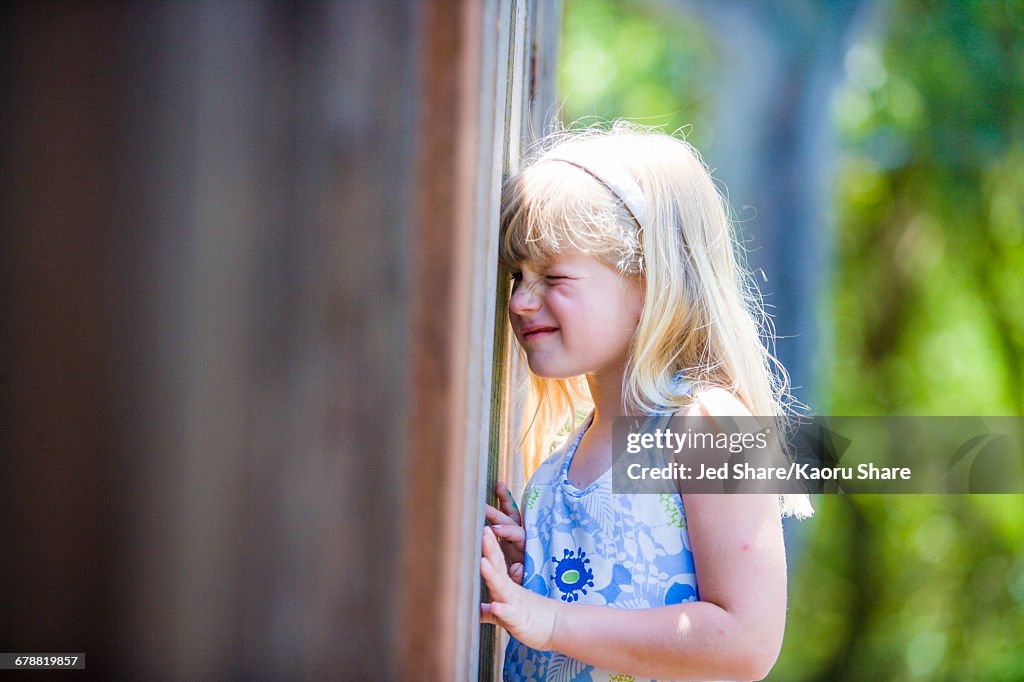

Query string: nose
[508,278,540,316]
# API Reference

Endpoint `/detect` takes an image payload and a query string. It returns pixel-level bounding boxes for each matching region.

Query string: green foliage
[794,3,1024,678]
[560,0,1024,679]
[559,0,716,145]
[829,0,1024,417]
[777,494,1024,681]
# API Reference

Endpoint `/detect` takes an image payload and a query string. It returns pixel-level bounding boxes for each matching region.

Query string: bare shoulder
[675,386,753,419]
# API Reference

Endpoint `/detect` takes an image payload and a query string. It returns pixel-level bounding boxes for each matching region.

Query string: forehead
[499,160,630,272]
[499,216,578,270]
[511,248,600,271]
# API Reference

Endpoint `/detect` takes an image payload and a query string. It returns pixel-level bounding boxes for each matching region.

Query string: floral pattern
[503,411,700,682]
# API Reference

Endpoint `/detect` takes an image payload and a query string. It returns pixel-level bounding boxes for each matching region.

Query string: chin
[526,361,585,380]
[526,365,561,379]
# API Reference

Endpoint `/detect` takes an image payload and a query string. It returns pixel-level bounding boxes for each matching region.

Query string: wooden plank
[403,0,497,677]
[2,1,423,677]
[479,2,517,678]
[482,1,563,679]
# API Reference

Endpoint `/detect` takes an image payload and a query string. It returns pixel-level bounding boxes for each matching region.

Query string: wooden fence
[0,1,558,678]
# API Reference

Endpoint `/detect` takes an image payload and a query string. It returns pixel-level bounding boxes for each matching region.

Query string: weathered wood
[482,1,563,679]
[2,1,420,678]
[1,1,559,678]
[403,0,495,677]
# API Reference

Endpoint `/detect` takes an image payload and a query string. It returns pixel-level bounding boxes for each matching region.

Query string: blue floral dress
[503,408,701,682]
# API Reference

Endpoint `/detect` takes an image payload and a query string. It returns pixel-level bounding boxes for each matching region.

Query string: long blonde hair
[500,122,813,518]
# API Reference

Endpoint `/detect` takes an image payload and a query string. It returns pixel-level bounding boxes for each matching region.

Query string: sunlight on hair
[502,121,813,519]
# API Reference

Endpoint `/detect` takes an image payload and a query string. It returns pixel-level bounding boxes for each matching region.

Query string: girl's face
[508,250,643,380]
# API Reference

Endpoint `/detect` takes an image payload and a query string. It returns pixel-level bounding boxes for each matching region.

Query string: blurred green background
[559,0,1024,679]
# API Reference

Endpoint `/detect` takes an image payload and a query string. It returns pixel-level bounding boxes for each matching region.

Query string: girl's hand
[480,526,558,651]
[485,481,525,584]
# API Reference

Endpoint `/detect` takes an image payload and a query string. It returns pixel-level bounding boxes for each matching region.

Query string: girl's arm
[480,390,788,681]
[481,494,785,681]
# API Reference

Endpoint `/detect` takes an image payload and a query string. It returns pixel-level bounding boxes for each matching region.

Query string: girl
[481,122,814,682]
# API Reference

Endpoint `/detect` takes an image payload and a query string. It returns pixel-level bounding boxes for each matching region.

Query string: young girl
[480,122,814,682]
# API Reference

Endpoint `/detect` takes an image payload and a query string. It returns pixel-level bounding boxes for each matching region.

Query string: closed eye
[545,275,567,281]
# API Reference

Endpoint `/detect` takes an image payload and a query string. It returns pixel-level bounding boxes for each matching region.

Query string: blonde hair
[500,122,813,518]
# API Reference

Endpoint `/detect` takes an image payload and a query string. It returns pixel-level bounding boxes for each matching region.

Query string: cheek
[626,294,644,327]
[607,297,642,348]
[617,309,642,342]
[609,283,642,323]
[624,279,644,318]
[544,289,571,318]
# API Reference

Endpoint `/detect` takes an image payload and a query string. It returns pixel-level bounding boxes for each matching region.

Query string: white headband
[547,155,646,229]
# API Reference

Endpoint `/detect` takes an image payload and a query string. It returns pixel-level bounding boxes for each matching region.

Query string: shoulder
[676,385,753,419]
[528,421,586,483]
[529,447,567,485]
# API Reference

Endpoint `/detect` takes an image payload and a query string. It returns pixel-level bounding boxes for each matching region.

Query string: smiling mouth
[522,327,559,339]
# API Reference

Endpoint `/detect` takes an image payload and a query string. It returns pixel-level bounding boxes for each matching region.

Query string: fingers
[485,503,517,528]
[482,484,526,618]
[480,537,511,615]
[489,523,525,546]
[481,526,508,576]
[483,527,525,606]
[496,481,523,525]
[490,523,525,566]
[480,529,533,639]
[480,600,515,626]
[475,569,516,626]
